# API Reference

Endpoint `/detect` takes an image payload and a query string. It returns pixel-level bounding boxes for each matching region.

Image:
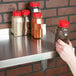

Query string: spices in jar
[55,20,69,44]
[28,2,40,33]
[22,10,30,35]
[31,12,43,39]
[11,11,23,37]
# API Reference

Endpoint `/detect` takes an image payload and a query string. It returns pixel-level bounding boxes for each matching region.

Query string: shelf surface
[0,28,56,69]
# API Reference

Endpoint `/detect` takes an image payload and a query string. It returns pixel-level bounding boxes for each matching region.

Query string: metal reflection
[31,38,43,54]
[11,36,23,57]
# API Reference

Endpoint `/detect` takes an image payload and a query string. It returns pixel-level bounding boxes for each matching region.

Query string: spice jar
[11,11,23,37]
[55,20,69,44]
[29,2,40,16]
[31,12,43,39]
[22,10,30,35]
[28,2,40,33]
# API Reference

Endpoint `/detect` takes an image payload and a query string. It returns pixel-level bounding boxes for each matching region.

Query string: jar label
[34,8,38,12]
[17,18,22,23]
[13,18,23,36]
[37,19,41,24]
[26,17,29,22]
[64,33,68,36]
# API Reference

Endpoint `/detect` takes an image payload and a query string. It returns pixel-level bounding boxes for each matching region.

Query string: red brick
[4,14,12,22]
[7,65,32,76]
[47,58,56,68]
[46,0,68,8]
[56,58,66,66]
[26,71,44,76]
[18,2,28,10]
[18,1,44,10]
[60,72,73,76]
[69,24,76,32]
[71,40,76,47]
[0,4,17,13]
[69,32,76,39]
[39,1,44,9]
[0,23,11,29]
[0,15,2,23]
[42,9,56,18]
[33,62,41,71]
[70,15,76,23]
[70,0,76,5]
[47,27,57,34]
[58,7,76,16]
[0,71,5,76]
[46,65,67,76]
[46,16,68,26]
[3,0,27,2]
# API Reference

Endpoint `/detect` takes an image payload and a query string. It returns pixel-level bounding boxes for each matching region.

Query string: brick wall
[0,59,73,76]
[0,0,76,76]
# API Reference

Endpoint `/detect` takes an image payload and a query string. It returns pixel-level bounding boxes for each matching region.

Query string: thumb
[68,40,72,46]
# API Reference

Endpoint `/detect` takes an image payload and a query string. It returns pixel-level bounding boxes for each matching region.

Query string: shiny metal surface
[0,28,55,69]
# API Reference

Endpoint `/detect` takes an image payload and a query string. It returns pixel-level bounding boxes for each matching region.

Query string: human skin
[56,39,76,76]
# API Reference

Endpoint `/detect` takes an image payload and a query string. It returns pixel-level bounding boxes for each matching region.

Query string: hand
[56,39,75,64]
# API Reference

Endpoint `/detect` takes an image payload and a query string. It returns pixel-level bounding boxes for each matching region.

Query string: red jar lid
[30,2,40,7]
[59,20,69,28]
[22,10,30,16]
[33,12,42,17]
[13,11,21,16]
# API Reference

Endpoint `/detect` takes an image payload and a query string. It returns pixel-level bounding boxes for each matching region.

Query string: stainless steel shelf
[0,28,56,69]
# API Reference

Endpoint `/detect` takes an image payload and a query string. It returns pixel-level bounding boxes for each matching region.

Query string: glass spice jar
[31,12,43,39]
[29,2,40,16]
[28,2,40,33]
[55,20,69,44]
[22,10,30,35]
[11,11,23,37]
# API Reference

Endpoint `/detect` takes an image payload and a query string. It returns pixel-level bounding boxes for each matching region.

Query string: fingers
[56,42,64,53]
[56,39,73,54]
[56,42,62,49]
[57,39,67,46]
[57,39,72,46]
[56,47,62,55]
